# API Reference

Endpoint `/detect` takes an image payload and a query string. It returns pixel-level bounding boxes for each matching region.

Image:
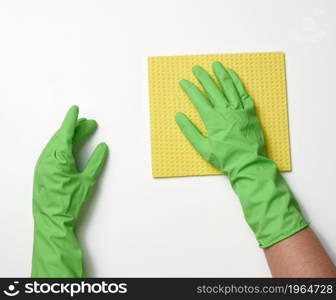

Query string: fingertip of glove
[98,142,108,152]
[95,142,109,159]
[179,79,189,88]
[212,61,225,70]
[80,119,98,132]
[69,104,79,113]
[89,119,98,128]
[192,65,209,78]
[175,111,183,121]
[175,112,187,126]
[192,64,202,72]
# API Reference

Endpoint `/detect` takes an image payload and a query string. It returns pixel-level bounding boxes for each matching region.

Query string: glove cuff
[228,155,309,248]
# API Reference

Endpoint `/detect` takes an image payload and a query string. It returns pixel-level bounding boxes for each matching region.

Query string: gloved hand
[31,105,108,277]
[175,62,308,248]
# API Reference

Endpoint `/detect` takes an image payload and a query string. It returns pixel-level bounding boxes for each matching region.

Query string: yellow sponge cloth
[148,52,291,177]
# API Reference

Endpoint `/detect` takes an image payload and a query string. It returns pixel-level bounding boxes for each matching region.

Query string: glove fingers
[212,62,242,109]
[83,142,108,179]
[226,69,247,97]
[175,112,209,158]
[60,105,79,140]
[179,79,213,121]
[73,119,97,145]
[76,118,87,126]
[226,69,254,109]
[192,65,227,108]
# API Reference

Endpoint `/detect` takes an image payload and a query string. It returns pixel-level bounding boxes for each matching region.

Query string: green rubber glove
[175,62,308,248]
[31,105,108,277]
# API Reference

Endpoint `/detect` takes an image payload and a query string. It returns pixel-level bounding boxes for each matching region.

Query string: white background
[0,0,335,277]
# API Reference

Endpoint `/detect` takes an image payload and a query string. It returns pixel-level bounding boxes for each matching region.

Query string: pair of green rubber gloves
[32,62,308,277]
